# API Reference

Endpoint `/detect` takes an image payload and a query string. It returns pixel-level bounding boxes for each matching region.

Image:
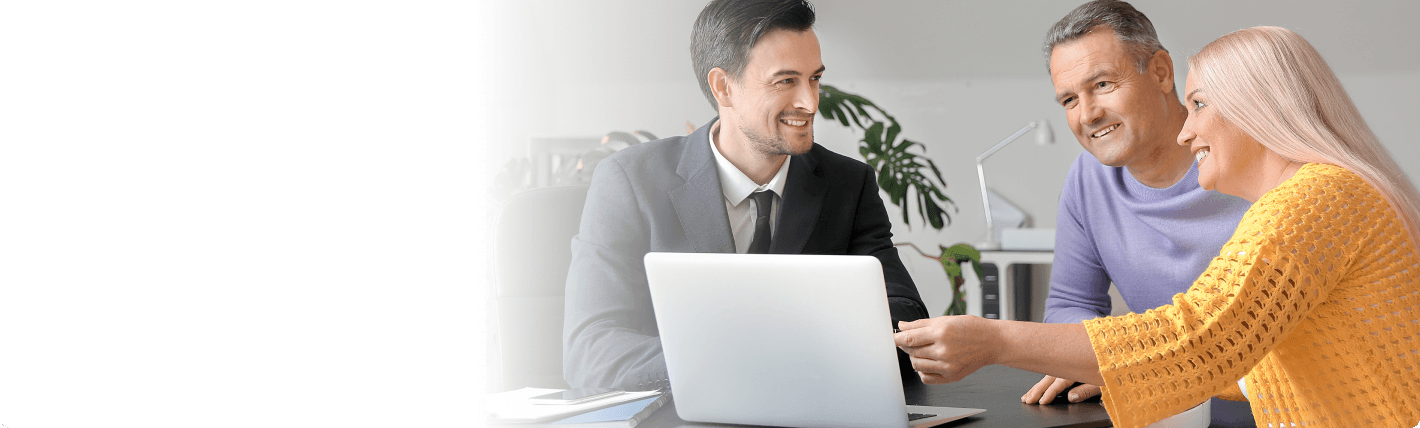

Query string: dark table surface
[639,365,1111,428]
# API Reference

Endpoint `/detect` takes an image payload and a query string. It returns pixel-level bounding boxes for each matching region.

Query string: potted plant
[818,84,983,315]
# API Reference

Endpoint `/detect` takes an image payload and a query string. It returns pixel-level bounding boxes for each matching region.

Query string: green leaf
[893,136,915,151]
[821,83,959,231]
[845,106,867,129]
[864,122,884,145]
[941,242,981,261]
[925,158,948,185]
[942,243,986,283]
[924,198,945,229]
[939,257,962,278]
[829,105,850,127]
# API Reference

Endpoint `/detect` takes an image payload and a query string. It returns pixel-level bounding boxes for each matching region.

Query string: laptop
[644,252,985,428]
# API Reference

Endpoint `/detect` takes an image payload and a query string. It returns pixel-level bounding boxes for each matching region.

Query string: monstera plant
[819,84,982,315]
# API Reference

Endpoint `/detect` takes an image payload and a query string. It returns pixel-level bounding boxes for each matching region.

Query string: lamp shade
[1036,119,1054,145]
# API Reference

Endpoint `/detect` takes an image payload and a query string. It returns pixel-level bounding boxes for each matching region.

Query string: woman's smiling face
[1177,72,1268,197]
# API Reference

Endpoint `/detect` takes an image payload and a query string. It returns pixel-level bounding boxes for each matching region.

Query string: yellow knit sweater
[1084,163,1420,428]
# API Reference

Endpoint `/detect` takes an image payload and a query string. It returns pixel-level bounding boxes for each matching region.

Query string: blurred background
[482,0,1420,323]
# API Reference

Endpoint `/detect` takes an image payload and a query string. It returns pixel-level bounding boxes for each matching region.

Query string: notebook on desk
[644,253,984,428]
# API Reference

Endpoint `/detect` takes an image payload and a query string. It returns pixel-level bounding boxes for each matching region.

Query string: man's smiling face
[1050,27,1174,168]
[727,28,824,157]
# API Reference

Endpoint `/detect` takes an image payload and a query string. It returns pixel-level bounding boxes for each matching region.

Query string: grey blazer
[562,118,928,388]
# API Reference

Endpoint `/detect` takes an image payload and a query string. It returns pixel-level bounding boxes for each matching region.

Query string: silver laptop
[645,252,984,428]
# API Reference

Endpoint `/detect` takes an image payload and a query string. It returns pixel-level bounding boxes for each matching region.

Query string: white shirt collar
[710,120,791,205]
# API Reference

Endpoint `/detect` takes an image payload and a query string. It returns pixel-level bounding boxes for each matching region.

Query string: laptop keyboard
[908,413,936,421]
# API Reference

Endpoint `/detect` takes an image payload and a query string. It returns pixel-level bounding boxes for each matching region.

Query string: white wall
[7,2,486,426]
[487,1,1420,316]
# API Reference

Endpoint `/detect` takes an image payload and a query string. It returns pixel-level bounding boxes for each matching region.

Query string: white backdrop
[34,2,1398,426]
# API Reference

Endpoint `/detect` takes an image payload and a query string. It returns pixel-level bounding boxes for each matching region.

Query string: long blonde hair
[1188,26,1420,248]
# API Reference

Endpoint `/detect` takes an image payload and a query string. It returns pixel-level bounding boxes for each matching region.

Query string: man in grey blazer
[562,0,929,389]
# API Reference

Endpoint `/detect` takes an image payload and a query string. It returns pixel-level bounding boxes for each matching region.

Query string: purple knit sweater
[1044,152,1252,324]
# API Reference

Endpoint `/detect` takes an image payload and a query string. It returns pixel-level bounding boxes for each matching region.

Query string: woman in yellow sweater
[894,26,1420,428]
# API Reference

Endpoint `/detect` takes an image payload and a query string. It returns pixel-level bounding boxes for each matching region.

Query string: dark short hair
[691,0,816,111]
[1043,0,1165,75]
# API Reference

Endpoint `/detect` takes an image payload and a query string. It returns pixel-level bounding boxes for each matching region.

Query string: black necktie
[748,191,774,254]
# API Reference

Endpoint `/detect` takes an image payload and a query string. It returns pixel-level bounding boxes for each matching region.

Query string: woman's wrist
[994,320,1103,385]
[992,319,1027,367]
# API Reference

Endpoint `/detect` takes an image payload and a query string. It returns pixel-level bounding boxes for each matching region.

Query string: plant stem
[893,242,938,261]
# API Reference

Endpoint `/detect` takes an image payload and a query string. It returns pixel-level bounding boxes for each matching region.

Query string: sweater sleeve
[1216,380,1246,402]
[1044,158,1114,324]
[1082,171,1354,428]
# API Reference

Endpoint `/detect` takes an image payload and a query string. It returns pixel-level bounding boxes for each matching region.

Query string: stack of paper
[544,395,670,427]
[486,388,662,425]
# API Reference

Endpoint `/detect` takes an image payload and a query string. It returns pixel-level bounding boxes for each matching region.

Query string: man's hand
[1022,375,1101,404]
[893,316,1001,384]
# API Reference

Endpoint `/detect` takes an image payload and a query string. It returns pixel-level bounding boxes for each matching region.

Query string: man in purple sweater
[1026,1,1253,425]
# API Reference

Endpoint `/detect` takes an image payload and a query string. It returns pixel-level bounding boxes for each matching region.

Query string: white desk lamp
[975,120,1054,250]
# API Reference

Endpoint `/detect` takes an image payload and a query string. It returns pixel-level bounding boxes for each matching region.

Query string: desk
[638,365,1110,427]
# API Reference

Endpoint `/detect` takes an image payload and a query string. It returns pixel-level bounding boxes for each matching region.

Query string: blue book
[550,394,669,428]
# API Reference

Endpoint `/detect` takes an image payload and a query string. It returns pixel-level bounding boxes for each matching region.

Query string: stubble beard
[740,121,812,158]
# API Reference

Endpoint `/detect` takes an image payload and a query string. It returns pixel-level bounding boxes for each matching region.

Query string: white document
[485,388,661,424]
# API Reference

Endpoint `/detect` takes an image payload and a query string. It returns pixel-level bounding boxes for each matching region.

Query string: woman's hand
[893,315,1002,384]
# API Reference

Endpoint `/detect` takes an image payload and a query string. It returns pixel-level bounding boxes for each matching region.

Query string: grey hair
[1043,0,1166,75]
[690,0,816,111]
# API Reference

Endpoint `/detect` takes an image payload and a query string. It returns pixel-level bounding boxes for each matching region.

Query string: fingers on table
[1029,377,1077,405]
[1022,375,1057,403]
[1023,378,1103,404]
[1069,383,1102,402]
[1044,377,1078,404]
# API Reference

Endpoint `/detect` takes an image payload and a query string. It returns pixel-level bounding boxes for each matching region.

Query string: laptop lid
[645,252,913,428]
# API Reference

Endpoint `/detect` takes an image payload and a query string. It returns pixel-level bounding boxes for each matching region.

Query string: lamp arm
[977,160,994,243]
[974,122,1038,164]
[975,122,1039,248]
